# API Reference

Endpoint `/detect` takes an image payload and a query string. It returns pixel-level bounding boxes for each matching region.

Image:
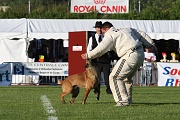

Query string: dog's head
[84,59,99,78]
[84,59,92,68]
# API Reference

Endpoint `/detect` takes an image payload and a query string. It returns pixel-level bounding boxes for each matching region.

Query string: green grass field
[0,86,180,120]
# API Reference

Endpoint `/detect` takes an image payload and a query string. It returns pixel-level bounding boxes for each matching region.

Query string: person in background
[140,47,156,86]
[87,21,112,94]
[82,21,157,106]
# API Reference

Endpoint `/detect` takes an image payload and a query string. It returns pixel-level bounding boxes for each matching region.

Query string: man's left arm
[132,28,157,53]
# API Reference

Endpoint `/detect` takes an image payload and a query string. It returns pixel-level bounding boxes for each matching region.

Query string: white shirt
[143,52,156,70]
[87,33,102,52]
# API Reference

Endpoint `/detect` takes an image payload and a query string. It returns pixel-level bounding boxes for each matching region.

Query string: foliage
[0,0,179,19]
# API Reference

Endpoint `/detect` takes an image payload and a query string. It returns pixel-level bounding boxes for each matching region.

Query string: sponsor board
[157,62,180,86]
[13,62,68,76]
[71,0,129,13]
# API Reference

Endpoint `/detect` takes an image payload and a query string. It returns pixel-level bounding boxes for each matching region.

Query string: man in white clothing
[81,22,157,106]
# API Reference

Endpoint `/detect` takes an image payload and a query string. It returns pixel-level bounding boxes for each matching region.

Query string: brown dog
[58,60,100,104]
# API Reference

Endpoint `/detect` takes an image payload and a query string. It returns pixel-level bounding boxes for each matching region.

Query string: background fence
[1,62,158,86]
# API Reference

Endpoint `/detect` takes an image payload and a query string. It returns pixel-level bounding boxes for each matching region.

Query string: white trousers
[109,48,144,103]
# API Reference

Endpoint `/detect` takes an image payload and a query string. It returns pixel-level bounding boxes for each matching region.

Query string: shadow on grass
[81,102,180,106]
[132,102,180,106]
[64,101,115,105]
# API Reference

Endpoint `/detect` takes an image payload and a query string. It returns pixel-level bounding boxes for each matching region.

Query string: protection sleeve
[132,28,157,53]
[132,28,156,48]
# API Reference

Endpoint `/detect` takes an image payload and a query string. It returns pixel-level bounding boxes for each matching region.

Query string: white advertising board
[157,62,180,86]
[71,0,129,13]
[13,62,68,76]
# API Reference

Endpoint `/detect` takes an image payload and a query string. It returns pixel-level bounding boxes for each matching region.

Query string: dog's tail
[58,79,63,85]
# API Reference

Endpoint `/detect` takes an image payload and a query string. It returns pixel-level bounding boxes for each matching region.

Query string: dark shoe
[106,88,112,94]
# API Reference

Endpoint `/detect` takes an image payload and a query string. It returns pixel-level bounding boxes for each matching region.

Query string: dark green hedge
[0,0,179,20]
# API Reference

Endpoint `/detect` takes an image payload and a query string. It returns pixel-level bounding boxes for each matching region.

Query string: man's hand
[145,58,151,62]
[81,53,87,59]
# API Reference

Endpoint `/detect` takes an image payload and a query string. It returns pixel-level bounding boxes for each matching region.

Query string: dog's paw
[96,94,100,100]
[70,98,75,104]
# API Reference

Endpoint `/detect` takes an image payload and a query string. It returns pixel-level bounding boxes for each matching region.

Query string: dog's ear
[84,63,89,68]
[87,59,93,66]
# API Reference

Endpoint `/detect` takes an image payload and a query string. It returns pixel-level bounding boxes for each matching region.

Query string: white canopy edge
[28,33,68,40]
[27,19,180,40]
[0,19,179,40]
[148,33,180,40]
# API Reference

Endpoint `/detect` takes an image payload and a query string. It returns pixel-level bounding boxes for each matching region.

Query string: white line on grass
[41,95,58,120]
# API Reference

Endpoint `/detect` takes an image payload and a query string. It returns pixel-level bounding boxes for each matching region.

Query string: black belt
[130,46,142,52]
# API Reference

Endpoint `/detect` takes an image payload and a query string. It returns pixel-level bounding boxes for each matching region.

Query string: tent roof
[28,19,180,40]
[0,19,179,40]
[0,19,27,39]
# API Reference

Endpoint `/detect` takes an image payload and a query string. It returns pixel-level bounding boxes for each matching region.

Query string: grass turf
[0,86,180,120]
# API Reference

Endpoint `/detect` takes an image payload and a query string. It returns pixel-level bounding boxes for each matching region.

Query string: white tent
[0,19,27,39]
[0,19,28,64]
[28,19,68,40]
[27,19,180,40]
[0,19,180,63]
